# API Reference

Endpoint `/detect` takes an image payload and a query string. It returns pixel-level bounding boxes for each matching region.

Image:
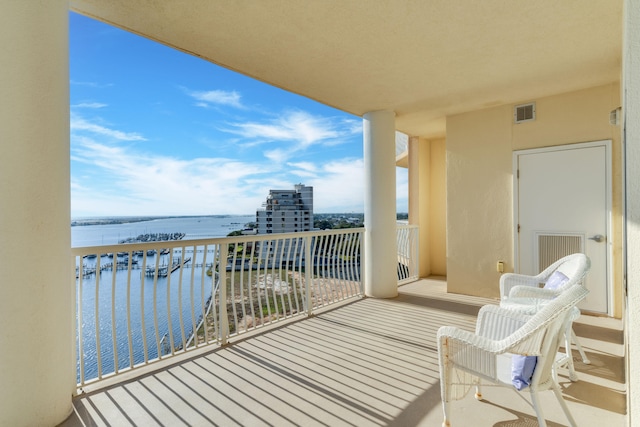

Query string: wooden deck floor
[61,278,626,427]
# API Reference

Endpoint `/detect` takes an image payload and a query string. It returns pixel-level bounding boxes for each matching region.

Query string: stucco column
[363,111,398,298]
[408,136,431,277]
[623,0,640,425]
[0,1,73,426]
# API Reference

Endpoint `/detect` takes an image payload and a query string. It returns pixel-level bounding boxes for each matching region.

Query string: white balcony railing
[397,224,419,285]
[72,226,419,389]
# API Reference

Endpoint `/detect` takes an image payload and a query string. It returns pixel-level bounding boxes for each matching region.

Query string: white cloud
[228,111,338,144]
[289,170,318,179]
[71,136,277,216]
[70,131,415,216]
[187,89,244,109]
[287,161,319,178]
[71,115,147,141]
[344,118,363,135]
[69,111,372,217]
[224,110,361,162]
[305,158,365,213]
[264,148,292,163]
[287,162,317,172]
[296,160,407,214]
[70,80,114,88]
[72,102,108,109]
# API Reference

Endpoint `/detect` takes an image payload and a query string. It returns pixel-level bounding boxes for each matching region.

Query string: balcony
[61,278,624,426]
[71,227,419,387]
[60,226,625,426]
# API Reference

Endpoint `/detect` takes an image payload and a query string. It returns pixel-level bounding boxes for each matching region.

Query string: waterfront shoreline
[71,214,246,227]
[72,215,255,247]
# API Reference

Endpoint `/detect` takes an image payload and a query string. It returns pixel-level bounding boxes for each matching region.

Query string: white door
[515,141,611,314]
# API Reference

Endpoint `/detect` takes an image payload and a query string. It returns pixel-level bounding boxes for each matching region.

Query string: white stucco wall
[446,84,622,307]
[446,105,514,297]
[408,137,447,278]
[429,138,447,276]
[408,137,431,276]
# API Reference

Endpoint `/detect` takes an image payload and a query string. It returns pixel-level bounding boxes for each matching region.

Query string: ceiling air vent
[514,102,536,124]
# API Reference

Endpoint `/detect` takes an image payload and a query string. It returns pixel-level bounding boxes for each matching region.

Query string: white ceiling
[70,0,623,138]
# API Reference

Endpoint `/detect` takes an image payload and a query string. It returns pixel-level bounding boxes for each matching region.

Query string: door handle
[588,234,605,243]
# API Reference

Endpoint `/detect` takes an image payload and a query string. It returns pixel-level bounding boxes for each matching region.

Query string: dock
[144,257,191,278]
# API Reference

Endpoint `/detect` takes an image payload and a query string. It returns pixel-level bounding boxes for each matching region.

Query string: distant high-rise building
[256,184,313,235]
[254,184,313,265]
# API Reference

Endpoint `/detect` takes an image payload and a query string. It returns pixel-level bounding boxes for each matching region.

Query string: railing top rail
[396,223,418,230]
[71,227,366,254]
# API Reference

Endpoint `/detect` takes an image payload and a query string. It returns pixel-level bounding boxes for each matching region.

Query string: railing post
[413,226,420,280]
[359,230,365,294]
[396,225,421,285]
[305,236,312,316]
[219,243,229,345]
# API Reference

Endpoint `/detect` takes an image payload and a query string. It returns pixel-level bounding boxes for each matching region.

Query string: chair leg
[564,328,579,382]
[552,382,578,427]
[571,328,591,364]
[552,361,560,383]
[567,360,579,382]
[441,364,452,427]
[442,399,450,427]
[529,389,549,427]
[529,389,548,427]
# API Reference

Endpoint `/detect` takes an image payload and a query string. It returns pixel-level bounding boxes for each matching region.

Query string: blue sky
[70,12,408,218]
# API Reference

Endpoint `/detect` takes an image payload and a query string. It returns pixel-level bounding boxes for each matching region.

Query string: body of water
[72,215,254,247]
[74,215,253,383]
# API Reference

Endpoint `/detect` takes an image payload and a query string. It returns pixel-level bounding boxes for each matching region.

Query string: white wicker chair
[500,253,591,381]
[437,284,589,427]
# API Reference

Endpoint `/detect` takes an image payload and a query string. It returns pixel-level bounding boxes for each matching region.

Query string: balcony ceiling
[69,0,622,138]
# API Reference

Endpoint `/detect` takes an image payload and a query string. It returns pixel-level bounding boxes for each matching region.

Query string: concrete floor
[60,278,626,426]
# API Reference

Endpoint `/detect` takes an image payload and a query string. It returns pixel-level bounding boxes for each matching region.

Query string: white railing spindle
[94,260,102,380]
[219,243,229,345]
[140,251,149,364]
[305,236,312,316]
[125,251,134,370]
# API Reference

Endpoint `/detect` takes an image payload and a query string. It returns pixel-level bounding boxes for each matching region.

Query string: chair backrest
[540,253,590,291]
[500,253,591,300]
[508,284,589,389]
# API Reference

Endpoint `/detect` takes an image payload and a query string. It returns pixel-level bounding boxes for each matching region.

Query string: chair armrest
[500,273,543,299]
[438,305,532,353]
[438,326,499,355]
[508,285,560,300]
[437,321,534,381]
[437,326,501,385]
[475,304,531,340]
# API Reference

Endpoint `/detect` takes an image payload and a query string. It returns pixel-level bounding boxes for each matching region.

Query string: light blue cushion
[544,271,570,290]
[512,355,537,390]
